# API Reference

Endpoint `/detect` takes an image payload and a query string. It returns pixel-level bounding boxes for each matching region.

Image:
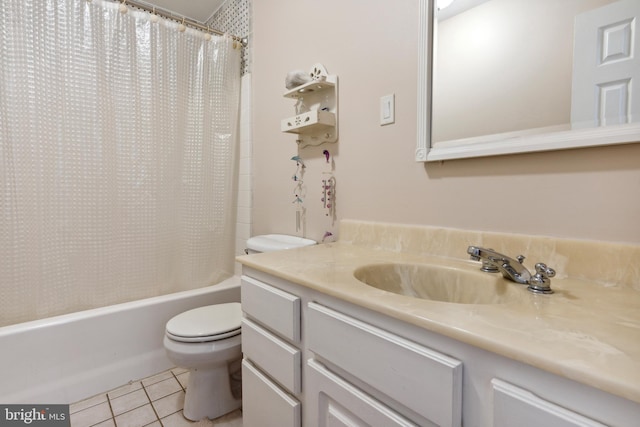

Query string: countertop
[237,241,640,405]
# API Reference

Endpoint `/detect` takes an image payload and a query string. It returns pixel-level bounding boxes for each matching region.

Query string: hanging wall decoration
[291,155,307,233]
[321,149,336,242]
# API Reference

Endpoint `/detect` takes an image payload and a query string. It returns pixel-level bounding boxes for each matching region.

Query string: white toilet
[163,234,315,421]
[163,302,242,420]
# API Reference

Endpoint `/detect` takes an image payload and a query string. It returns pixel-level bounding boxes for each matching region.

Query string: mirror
[416,0,640,162]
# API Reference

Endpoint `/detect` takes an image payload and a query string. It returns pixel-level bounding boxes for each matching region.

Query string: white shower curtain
[0,0,241,326]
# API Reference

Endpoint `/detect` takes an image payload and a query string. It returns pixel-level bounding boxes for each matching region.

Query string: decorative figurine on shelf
[285,70,312,90]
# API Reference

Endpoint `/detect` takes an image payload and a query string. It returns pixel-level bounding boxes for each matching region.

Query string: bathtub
[0,276,241,404]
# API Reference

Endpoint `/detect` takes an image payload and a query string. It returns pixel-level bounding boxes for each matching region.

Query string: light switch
[380,94,395,125]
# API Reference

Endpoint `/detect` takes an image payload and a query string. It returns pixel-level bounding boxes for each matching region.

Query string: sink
[353,263,522,304]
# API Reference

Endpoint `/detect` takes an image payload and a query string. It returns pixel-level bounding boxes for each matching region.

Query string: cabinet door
[307,359,421,427]
[492,379,607,427]
[308,302,462,427]
[242,360,301,427]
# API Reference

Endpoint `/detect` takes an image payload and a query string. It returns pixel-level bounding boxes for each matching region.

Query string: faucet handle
[467,246,481,261]
[527,263,556,294]
[470,247,500,273]
[535,263,556,278]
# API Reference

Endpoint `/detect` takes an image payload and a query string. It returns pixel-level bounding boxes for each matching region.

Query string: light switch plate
[380,94,395,125]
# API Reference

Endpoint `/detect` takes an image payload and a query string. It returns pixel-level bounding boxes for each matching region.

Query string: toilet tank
[245,234,316,254]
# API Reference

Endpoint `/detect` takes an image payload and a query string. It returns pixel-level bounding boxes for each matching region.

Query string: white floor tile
[171,367,188,376]
[145,377,183,401]
[114,404,156,427]
[70,393,108,414]
[151,390,185,418]
[213,409,243,426]
[93,419,116,427]
[176,371,190,389]
[70,401,112,427]
[161,411,209,427]
[141,371,174,387]
[110,388,150,416]
[107,381,143,400]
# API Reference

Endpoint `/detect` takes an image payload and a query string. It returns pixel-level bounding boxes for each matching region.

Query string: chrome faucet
[467,246,531,284]
[467,246,555,294]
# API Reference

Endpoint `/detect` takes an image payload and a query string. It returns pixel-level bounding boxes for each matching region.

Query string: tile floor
[69,368,242,427]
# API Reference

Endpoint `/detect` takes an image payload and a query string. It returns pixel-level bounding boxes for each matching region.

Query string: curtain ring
[150,7,159,22]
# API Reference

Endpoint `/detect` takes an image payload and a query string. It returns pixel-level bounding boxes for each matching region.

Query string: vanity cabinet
[240,268,639,427]
[241,269,462,426]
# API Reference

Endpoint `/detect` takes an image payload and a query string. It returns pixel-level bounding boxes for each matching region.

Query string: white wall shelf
[283,80,336,99]
[281,63,338,148]
[281,110,336,135]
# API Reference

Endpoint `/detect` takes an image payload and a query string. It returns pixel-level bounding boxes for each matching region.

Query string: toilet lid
[246,234,316,253]
[166,302,242,343]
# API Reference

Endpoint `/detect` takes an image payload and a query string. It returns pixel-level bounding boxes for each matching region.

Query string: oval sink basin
[353,263,521,304]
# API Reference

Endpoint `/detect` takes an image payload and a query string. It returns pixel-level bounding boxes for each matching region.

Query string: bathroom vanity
[237,221,640,427]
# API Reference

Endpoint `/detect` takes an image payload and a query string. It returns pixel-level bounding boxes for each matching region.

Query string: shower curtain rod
[113,0,247,45]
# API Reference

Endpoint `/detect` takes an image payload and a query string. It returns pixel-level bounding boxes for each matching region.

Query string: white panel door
[492,379,607,427]
[306,360,421,427]
[571,0,640,128]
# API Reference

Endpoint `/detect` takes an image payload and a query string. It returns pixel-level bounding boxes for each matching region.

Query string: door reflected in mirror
[423,0,640,160]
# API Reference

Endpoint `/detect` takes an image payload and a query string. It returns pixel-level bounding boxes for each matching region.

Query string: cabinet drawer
[241,275,301,342]
[242,318,301,394]
[242,360,301,427]
[492,379,607,427]
[307,359,420,427]
[307,302,462,427]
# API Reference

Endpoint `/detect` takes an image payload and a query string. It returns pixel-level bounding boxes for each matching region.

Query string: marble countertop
[237,241,640,405]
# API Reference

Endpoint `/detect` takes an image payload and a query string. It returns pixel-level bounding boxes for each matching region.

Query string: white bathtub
[0,276,241,404]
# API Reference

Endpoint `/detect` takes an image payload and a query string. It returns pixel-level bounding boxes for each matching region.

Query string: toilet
[163,302,242,421]
[163,234,315,421]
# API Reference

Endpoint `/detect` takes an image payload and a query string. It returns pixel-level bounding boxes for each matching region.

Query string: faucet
[467,246,555,293]
[467,246,531,284]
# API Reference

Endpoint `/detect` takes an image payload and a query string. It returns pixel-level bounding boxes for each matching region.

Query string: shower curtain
[0,0,241,327]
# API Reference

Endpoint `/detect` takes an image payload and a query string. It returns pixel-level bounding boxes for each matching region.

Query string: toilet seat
[166,302,241,343]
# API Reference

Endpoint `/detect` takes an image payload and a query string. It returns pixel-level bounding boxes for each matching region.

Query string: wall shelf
[281,110,336,135]
[282,63,338,148]
[284,80,336,99]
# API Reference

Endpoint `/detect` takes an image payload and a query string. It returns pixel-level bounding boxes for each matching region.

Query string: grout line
[105,393,116,426]
[141,378,163,426]
[69,397,106,415]
[171,370,188,392]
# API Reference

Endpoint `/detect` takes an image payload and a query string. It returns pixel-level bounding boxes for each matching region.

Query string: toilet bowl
[164,234,316,421]
[163,302,242,421]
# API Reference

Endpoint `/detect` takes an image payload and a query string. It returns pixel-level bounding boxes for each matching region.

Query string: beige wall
[252,0,640,245]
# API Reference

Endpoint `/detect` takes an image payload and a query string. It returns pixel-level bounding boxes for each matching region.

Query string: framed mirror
[416,0,640,162]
